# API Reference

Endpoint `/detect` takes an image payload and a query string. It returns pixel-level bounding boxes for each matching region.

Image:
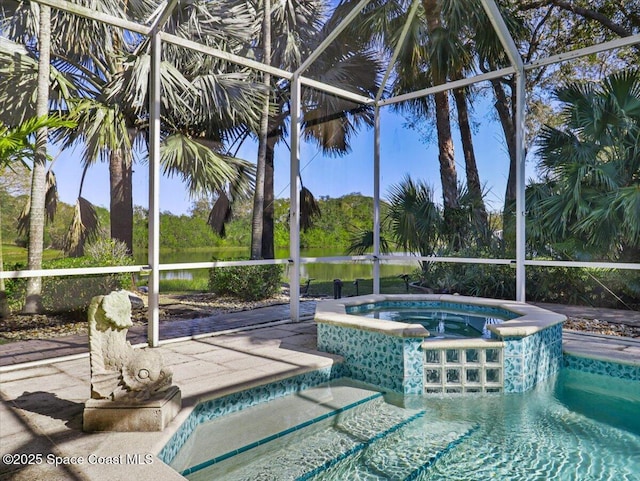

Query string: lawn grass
[2,244,63,265]
[158,277,210,293]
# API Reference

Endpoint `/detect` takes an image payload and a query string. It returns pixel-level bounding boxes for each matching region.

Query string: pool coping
[315,294,567,339]
[563,330,640,367]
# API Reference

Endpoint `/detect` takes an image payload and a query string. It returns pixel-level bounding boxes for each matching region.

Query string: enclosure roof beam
[159,32,292,79]
[300,77,375,105]
[32,0,375,103]
[376,0,421,102]
[525,33,640,70]
[295,0,372,76]
[31,0,289,78]
[378,66,515,107]
[36,0,151,34]
[480,0,524,71]
[162,33,374,104]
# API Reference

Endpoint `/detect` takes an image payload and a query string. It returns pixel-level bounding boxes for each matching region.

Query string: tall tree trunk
[452,86,489,234]
[422,0,458,213]
[491,77,517,245]
[250,0,271,260]
[261,142,275,259]
[423,0,459,249]
[109,148,133,253]
[23,4,51,314]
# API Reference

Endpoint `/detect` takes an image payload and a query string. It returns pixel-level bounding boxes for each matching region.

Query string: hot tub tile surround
[315,294,567,394]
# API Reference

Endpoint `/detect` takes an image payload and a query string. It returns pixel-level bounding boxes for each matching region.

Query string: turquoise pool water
[177,371,640,480]
[347,303,517,339]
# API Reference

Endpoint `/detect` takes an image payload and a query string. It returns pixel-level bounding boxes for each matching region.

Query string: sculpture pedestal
[83,386,181,432]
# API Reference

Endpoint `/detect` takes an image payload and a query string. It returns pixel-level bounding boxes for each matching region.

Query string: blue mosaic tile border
[317,323,424,394]
[158,364,344,465]
[181,391,385,476]
[503,323,563,393]
[346,301,518,320]
[563,354,640,381]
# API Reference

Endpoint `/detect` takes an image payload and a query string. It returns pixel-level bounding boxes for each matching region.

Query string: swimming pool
[168,372,640,480]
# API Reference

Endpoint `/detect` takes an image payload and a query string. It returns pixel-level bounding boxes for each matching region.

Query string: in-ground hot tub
[314,294,566,394]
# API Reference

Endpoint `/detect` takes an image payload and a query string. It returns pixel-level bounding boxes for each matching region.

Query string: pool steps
[174,379,482,481]
[178,383,423,479]
[298,411,478,480]
[171,379,381,473]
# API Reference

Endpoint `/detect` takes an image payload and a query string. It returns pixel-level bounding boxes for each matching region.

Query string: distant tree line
[131,193,383,252]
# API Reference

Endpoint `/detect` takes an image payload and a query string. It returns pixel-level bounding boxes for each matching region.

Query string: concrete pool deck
[0,321,342,481]
[1,303,639,480]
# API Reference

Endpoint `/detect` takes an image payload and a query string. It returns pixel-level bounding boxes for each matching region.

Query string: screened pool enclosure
[1,0,639,348]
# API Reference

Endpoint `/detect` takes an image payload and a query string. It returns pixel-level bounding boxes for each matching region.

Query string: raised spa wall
[315,294,566,395]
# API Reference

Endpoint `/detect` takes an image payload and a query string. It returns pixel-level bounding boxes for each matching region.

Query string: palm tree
[421,0,459,215]
[0,115,76,316]
[386,175,442,258]
[527,69,640,262]
[334,0,502,241]
[250,0,273,260]
[20,3,52,314]
[240,0,381,259]
[2,0,266,257]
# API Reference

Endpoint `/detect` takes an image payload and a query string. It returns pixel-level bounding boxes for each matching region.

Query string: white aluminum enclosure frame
[2,0,639,347]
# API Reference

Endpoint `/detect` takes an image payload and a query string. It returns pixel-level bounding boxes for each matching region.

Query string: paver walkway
[0,300,638,368]
[533,302,640,327]
[0,301,317,367]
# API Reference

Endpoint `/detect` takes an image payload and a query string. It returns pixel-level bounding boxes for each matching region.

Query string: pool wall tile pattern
[346,301,518,321]
[502,323,563,393]
[563,355,640,380]
[317,323,424,394]
[158,364,344,465]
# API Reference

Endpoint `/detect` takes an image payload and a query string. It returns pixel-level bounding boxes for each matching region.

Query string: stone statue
[88,290,172,402]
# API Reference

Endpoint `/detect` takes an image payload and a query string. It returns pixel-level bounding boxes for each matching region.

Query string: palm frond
[208,191,232,237]
[346,229,390,256]
[44,170,58,223]
[64,196,100,257]
[16,170,58,234]
[300,186,321,231]
[386,175,442,256]
[161,133,249,195]
[16,200,29,236]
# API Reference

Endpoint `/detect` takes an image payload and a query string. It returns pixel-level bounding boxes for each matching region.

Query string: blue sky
[51,95,530,216]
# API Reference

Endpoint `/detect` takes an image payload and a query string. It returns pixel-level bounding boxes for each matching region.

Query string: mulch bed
[0,292,292,341]
[1,293,638,341]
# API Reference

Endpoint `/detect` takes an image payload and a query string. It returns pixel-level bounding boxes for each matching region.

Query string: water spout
[482,317,500,339]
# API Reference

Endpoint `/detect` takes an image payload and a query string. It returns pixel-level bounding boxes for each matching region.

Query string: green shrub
[526,266,640,309]
[208,262,284,301]
[2,262,26,312]
[418,261,515,300]
[39,240,134,317]
[416,257,639,309]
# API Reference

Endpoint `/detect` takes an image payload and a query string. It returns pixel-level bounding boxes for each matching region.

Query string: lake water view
[134,247,419,284]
